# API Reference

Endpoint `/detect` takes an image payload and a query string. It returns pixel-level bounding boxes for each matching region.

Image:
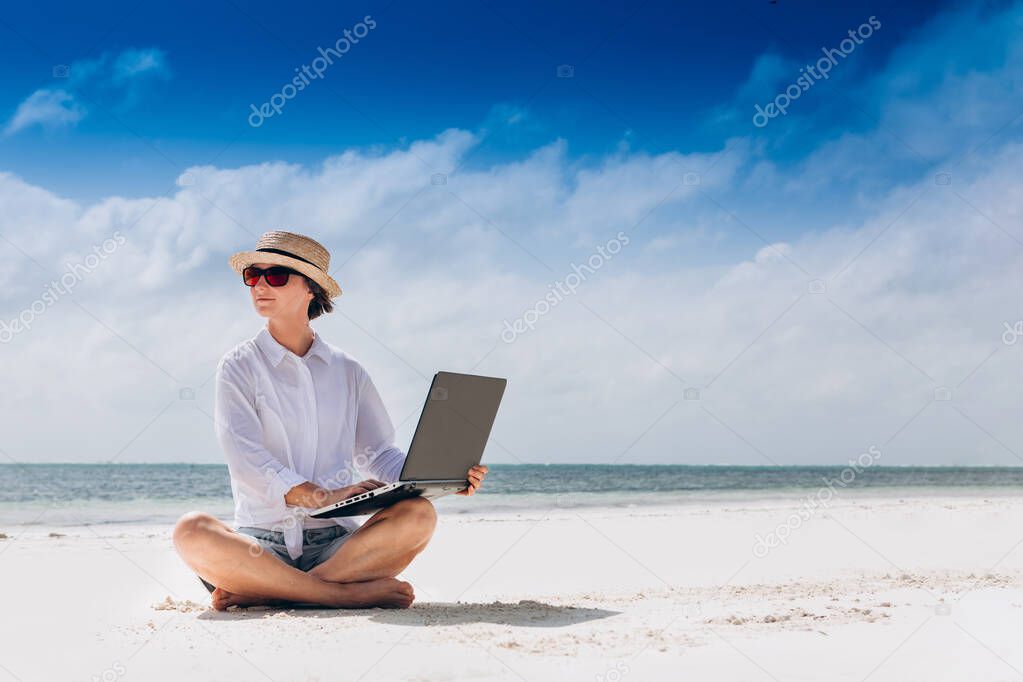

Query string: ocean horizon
[3,462,1023,527]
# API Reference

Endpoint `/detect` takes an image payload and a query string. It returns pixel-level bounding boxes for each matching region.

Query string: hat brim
[229,251,342,299]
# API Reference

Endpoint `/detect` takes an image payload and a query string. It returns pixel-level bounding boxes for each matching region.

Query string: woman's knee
[394,497,437,534]
[172,511,218,552]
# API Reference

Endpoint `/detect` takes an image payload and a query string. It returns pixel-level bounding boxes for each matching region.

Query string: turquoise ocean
[2,463,1023,527]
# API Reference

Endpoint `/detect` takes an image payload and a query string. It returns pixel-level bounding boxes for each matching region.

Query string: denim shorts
[237,525,353,573]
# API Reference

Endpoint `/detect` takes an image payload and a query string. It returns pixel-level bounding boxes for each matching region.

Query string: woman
[172,230,487,610]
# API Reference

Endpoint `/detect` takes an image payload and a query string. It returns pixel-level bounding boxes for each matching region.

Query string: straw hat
[229,231,342,299]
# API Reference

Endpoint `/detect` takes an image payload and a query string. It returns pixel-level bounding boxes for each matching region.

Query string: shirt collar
[255,326,332,367]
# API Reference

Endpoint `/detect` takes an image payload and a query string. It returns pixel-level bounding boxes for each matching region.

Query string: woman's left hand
[457,464,488,496]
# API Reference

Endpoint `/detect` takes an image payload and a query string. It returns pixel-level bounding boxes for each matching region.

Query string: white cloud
[0,120,1020,466]
[783,2,1023,190]
[4,89,85,134]
[111,47,168,84]
[3,47,169,134]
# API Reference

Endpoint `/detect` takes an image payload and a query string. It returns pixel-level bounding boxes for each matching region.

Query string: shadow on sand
[198,599,619,628]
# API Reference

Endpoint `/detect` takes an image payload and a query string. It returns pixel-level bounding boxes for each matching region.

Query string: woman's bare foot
[210,578,414,610]
[211,586,291,610]
[332,578,415,609]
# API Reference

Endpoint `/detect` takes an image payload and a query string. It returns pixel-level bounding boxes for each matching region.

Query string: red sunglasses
[242,265,298,287]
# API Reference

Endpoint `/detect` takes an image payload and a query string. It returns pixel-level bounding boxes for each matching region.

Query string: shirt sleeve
[353,366,407,483]
[214,356,308,512]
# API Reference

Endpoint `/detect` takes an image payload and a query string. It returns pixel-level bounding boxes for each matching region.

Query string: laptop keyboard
[337,482,400,507]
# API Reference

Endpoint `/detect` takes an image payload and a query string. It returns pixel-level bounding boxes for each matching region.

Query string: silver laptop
[310,371,507,518]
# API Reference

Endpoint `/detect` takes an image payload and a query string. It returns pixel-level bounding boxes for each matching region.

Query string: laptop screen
[399,372,507,482]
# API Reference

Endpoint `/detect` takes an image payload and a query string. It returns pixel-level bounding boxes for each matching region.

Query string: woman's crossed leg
[172,497,437,610]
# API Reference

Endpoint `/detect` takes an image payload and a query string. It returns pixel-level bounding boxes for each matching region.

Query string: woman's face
[247,262,312,319]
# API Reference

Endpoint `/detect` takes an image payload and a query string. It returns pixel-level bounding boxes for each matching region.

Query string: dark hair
[302,275,334,320]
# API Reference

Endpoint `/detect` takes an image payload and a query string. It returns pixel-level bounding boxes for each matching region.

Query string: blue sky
[1,0,1022,466]
[1,0,960,202]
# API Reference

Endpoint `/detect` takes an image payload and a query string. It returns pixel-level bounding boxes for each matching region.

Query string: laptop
[310,371,507,518]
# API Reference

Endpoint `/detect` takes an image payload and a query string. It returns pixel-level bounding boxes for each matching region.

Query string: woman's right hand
[329,479,386,506]
[289,479,387,508]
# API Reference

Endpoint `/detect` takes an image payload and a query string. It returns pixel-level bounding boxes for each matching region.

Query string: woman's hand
[333,479,386,505]
[290,480,387,508]
[456,464,488,496]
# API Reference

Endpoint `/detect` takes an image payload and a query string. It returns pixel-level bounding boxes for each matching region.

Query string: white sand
[2,494,1022,681]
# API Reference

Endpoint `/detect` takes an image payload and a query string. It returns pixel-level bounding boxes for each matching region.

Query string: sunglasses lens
[265,268,291,286]
[242,267,261,286]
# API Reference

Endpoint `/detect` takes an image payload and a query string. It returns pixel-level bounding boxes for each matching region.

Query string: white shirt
[213,325,407,560]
